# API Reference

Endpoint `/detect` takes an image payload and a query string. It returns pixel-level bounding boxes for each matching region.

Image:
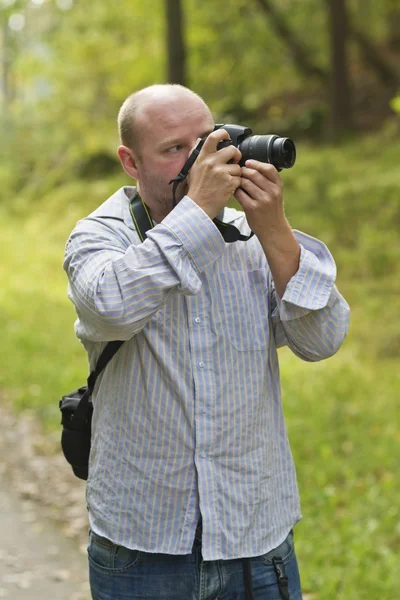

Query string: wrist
[257,219,293,249]
[186,192,217,221]
[258,223,301,298]
[187,188,220,220]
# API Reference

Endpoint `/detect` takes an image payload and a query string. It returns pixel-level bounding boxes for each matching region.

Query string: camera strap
[272,557,290,600]
[169,139,205,208]
[72,340,125,425]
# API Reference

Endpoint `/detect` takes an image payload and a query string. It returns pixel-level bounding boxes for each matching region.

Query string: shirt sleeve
[271,230,350,361]
[63,196,225,342]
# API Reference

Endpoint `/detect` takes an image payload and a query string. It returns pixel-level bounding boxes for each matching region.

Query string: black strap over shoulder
[73,340,125,424]
[87,341,125,394]
[129,191,153,241]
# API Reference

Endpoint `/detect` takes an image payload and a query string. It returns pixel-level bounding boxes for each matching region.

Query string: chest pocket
[216,268,270,352]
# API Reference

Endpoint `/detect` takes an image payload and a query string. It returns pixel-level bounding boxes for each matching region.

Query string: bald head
[117,84,211,153]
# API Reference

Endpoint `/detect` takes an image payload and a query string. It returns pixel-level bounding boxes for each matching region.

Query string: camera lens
[239,135,296,170]
[272,137,296,169]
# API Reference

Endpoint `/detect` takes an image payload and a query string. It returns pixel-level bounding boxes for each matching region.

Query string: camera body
[215,124,296,171]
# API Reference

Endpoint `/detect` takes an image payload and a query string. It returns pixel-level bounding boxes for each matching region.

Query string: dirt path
[0,485,90,599]
[0,403,90,599]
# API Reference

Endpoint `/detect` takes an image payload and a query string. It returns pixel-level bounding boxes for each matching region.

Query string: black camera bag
[59,341,124,479]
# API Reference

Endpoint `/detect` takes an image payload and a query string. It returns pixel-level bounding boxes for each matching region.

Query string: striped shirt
[64,186,350,561]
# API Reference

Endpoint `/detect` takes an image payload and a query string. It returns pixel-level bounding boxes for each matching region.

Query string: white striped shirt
[64,186,350,561]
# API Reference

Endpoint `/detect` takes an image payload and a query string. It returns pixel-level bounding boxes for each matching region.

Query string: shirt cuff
[275,230,337,320]
[160,195,226,273]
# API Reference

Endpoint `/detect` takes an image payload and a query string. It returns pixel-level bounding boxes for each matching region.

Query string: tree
[165,0,186,85]
[386,0,400,53]
[326,0,353,137]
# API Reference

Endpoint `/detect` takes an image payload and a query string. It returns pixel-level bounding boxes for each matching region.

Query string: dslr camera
[214,124,296,171]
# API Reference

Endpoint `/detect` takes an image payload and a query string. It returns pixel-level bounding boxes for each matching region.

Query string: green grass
[1,131,399,598]
[282,349,399,598]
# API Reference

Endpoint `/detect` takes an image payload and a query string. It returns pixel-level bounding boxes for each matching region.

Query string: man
[64,84,350,600]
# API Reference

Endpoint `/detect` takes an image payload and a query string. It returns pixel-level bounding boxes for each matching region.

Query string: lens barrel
[238,134,296,170]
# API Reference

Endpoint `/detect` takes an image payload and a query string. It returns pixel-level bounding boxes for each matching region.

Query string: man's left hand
[234,159,287,240]
[235,159,301,298]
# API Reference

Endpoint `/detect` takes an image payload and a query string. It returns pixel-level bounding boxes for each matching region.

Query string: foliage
[1,0,399,206]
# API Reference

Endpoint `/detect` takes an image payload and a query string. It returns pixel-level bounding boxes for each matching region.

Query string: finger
[234,186,251,207]
[240,175,281,201]
[241,167,273,192]
[241,167,282,192]
[231,176,242,195]
[201,128,231,154]
[226,163,242,177]
[217,144,242,164]
[244,160,282,186]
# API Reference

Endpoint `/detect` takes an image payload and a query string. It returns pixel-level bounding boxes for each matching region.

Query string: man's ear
[117,145,140,179]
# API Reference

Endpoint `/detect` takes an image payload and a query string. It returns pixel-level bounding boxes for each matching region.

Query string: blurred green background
[0,1,399,598]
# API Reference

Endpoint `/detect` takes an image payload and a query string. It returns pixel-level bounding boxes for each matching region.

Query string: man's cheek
[171,153,190,173]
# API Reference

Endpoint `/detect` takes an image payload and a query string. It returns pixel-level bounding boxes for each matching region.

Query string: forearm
[258,221,301,298]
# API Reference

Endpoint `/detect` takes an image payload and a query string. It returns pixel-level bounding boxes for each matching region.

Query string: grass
[1,129,399,598]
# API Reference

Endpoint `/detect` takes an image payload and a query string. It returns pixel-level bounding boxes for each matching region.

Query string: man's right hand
[187,129,242,220]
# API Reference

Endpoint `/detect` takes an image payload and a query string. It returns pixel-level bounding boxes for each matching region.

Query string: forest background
[0,1,399,598]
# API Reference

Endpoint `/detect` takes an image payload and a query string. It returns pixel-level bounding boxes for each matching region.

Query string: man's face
[134,95,214,210]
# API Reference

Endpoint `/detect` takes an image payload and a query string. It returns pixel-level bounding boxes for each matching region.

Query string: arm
[234,159,349,360]
[64,196,225,341]
[270,231,350,361]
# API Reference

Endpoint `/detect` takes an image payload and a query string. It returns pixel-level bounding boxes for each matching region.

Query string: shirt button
[198,361,205,368]
[194,317,201,324]
[200,452,207,459]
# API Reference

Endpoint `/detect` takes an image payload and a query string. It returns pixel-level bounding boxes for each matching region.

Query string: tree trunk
[387,4,400,53]
[165,0,186,86]
[326,0,353,137]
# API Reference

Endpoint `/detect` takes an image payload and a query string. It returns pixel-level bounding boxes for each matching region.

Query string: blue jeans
[88,523,303,600]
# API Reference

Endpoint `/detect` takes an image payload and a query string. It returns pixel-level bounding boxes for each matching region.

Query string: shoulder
[70,186,137,235]
[87,186,135,223]
[65,187,139,251]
